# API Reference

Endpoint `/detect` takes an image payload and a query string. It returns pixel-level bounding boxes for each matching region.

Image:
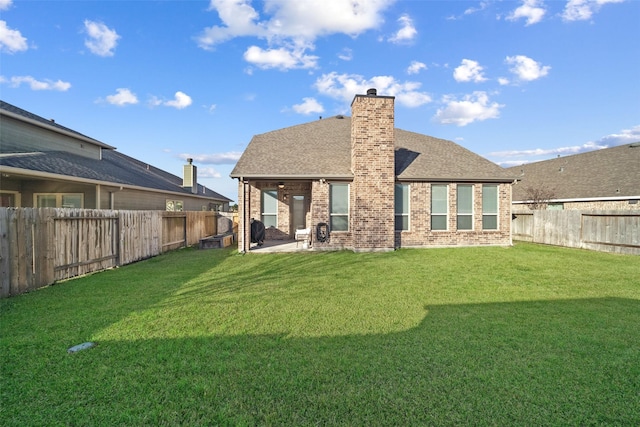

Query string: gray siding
[0,115,102,160]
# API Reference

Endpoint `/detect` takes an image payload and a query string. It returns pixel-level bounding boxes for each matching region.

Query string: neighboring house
[0,100,232,211]
[507,143,640,211]
[231,89,516,252]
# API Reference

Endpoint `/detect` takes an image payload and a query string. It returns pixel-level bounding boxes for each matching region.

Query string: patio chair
[294,228,311,248]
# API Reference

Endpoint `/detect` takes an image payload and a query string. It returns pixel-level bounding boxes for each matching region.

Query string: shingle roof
[0,149,231,201]
[230,115,515,182]
[506,143,640,201]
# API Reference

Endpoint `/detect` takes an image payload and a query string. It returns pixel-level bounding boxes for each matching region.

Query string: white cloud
[594,124,640,146]
[198,0,392,48]
[447,1,490,20]
[453,59,487,83]
[489,141,608,159]
[105,88,138,106]
[498,77,510,85]
[180,152,243,165]
[314,72,432,108]
[165,91,192,109]
[84,20,120,57]
[407,60,427,75]
[505,55,550,81]
[464,1,490,16]
[292,97,324,115]
[507,0,546,26]
[490,125,640,162]
[0,20,28,53]
[0,0,13,10]
[243,44,318,70]
[197,0,393,70]
[562,0,624,22]
[197,167,222,179]
[338,47,353,61]
[4,75,71,91]
[435,91,503,126]
[388,14,417,44]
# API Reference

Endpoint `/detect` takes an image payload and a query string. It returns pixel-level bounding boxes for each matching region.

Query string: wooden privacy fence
[512,210,640,255]
[0,208,236,298]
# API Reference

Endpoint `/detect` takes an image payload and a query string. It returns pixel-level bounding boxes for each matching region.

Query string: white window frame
[261,189,278,228]
[431,184,448,231]
[34,193,84,208]
[457,184,474,231]
[395,183,410,231]
[482,184,499,230]
[329,183,349,232]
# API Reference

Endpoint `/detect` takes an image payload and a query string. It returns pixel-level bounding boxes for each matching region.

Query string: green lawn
[1,243,639,426]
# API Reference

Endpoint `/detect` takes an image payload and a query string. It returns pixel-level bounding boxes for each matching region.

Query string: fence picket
[0,208,232,297]
[513,210,639,255]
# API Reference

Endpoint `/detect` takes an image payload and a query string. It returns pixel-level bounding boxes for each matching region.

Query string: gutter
[230,173,354,180]
[396,177,517,183]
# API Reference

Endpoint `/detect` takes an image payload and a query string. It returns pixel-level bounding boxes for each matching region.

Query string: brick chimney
[183,158,198,194]
[350,88,396,251]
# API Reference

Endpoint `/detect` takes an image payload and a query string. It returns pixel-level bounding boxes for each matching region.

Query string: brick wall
[350,92,396,252]
[394,182,512,248]
[310,180,352,250]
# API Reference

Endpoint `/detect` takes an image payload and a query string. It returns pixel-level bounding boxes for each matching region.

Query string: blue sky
[1,0,639,203]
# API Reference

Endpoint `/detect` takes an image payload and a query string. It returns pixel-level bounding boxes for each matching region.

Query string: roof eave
[230,173,354,180]
[396,177,516,183]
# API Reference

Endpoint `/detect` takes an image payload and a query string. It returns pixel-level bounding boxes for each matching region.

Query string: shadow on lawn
[3,296,639,426]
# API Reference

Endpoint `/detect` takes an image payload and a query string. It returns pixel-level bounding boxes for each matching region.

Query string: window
[261,190,278,228]
[0,191,20,207]
[330,183,349,231]
[482,185,498,230]
[35,193,83,208]
[395,184,409,231]
[166,200,184,211]
[457,185,473,230]
[431,184,448,231]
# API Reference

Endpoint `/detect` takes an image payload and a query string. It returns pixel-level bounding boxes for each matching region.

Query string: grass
[1,242,639,426]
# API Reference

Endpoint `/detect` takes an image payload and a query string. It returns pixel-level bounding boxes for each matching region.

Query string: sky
[1,0,639,203]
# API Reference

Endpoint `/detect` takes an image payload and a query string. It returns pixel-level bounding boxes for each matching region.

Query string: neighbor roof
[506,143,640,201]
[0,149,231,201]
[230,115,515,182]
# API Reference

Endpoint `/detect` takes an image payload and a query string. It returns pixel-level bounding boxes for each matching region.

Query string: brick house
[231,89,516,252]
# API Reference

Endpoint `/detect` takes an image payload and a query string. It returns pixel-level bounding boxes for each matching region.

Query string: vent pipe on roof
[367,88,377,96]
